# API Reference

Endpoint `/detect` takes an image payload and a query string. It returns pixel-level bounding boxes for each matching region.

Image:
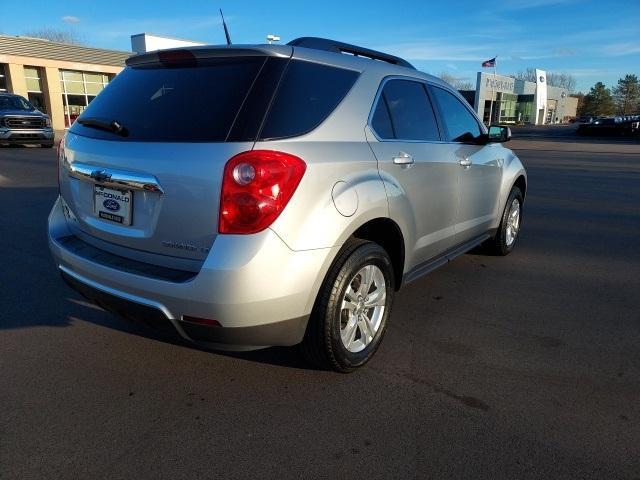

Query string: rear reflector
[57,136,65,193]
[181,316,221,327]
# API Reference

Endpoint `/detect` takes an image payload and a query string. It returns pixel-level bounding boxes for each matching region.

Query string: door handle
[459,158,472,167]
[393,152,414,165]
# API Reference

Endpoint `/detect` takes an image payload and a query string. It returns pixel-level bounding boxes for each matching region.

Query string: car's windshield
[0,95,34,111]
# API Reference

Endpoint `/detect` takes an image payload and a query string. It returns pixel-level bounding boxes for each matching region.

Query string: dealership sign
[485,77,515,93]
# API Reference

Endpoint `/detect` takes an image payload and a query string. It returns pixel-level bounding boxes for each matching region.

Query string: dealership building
[0,35,132,131]
[0,33,215,133]
[460,71,578,125]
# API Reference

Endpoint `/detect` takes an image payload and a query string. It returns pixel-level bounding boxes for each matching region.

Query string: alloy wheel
[339,264,386,353]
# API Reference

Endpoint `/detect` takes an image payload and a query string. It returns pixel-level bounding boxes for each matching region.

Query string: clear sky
[1,0,638,92]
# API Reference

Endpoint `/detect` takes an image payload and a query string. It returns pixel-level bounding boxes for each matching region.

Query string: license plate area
[94,185,133,226]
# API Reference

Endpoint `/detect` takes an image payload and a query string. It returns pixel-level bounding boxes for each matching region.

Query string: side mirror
[488,125,511,143]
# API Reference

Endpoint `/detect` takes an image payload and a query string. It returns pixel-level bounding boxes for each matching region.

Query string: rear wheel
[485,186,523,256]
[301,240,395,372]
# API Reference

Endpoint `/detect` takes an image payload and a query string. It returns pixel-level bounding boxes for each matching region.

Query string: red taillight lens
[56,136,65,193]
[219,150,306,234]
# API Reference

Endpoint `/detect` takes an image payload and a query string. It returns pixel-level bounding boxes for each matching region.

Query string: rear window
[70,57,359,143]
[70,57,266,142]
[258,61,359,140]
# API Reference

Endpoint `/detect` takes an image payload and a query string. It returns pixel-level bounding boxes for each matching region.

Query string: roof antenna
[219,9,232,45]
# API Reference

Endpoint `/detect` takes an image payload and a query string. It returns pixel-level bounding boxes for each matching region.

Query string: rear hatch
[59,46,292,265]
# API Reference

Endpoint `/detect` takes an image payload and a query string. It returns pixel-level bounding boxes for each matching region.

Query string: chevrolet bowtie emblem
[90,169,112,182]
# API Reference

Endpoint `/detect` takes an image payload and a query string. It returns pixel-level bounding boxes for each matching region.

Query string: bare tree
[512,69,577,92]
[23,27,83,45]
[513,68,537,83]
[547,72,577,92]
[437,72,475,91]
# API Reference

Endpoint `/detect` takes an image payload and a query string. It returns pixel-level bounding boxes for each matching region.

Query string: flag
[482,57,496,68]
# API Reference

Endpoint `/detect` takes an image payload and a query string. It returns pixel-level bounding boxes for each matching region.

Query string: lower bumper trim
[61,269,176,333]
[60,269,309,348]
[179,315,308,347]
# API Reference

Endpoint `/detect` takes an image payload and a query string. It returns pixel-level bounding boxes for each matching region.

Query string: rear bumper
[60,268,308,349]
[0,128,54,144]
[48,196,339,349]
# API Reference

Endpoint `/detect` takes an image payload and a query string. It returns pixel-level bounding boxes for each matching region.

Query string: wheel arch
[513,174,527,200]
[351,217,405,291]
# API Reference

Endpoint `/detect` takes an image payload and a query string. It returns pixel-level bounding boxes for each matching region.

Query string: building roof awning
[0,35,131,67]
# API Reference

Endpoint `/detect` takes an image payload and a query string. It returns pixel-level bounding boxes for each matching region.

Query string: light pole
[267,34,280,44]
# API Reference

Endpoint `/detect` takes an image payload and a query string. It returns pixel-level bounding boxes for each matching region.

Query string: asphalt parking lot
[1,129,639,479]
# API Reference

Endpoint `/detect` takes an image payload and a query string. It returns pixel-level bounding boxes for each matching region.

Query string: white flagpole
[487,57,496,126]
[494,57,499,124]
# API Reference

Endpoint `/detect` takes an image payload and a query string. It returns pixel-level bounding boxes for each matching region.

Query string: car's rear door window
[258,60,359,140]
[372,79,440,141]
[371,97,395,139]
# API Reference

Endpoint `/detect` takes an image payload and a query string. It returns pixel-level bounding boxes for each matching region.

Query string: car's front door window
[430,86,481,142]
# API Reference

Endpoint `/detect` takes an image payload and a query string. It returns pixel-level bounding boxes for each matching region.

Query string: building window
[24,66,47,113]
[0,64,8,92]
[499,93,518,123]
[516,101,533,124]
[516,94,534,124]
[483,93,518,124]
[59,70,111,127]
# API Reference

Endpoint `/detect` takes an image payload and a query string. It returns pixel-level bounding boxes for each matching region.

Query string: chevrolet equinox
[48,38,527,372]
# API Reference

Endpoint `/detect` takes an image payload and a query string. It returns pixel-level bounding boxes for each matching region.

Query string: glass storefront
[60,70,111,127]
[483,100,498,124]
[24,66,46,113]
[516,95,534,124]
[482,93,518,124]
[499,93,518,123]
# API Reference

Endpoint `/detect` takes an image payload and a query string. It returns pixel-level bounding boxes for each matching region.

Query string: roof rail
[287,37,415,70]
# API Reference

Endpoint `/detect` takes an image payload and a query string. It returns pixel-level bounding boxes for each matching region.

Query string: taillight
[56,136,65,193]
[219,150,306,234]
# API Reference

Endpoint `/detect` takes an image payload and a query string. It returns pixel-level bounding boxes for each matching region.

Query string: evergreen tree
[581,82,615,117]
[612,74,640,115]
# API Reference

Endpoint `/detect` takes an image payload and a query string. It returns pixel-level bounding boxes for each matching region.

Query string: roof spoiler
[287,37,415,70]
[126,45,292,67]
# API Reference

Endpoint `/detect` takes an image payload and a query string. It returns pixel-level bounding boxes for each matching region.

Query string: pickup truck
[0,93,54,147]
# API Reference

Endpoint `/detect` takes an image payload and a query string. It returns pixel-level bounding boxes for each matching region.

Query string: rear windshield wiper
[77,117,128,137]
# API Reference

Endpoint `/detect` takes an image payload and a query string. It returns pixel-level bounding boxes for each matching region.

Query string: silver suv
[48,38,526,372]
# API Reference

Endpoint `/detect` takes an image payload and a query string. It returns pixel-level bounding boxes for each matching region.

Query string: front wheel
[485,186,523,256]
[301,240,395,373]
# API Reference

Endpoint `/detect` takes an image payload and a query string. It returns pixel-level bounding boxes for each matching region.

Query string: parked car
[573,116,595,124]
[577,117,640,136]
[48,38,527,372]
[0,93,54,147]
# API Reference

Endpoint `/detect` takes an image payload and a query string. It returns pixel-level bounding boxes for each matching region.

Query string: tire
[40,143,54,148]
[485,186,523,256]
[300,239,395,373]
